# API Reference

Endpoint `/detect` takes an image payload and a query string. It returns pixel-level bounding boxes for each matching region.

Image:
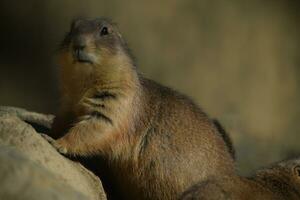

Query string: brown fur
[48,17,235,200]
[180,157,300,200]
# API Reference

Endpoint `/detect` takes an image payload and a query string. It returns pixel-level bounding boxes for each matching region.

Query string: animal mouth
[77,57,93,64]
[73,50,93,64]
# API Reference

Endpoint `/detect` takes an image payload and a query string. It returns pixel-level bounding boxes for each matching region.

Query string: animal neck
[94,53,139,92]
[60,50,140,106]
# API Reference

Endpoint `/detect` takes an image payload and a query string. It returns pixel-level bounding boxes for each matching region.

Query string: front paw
[41,134,68,155]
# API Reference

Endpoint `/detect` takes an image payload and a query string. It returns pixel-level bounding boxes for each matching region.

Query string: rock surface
[0,106,106,200]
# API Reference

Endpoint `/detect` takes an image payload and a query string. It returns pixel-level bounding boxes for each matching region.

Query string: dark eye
[100,26,109,36]
[293,166,300,177]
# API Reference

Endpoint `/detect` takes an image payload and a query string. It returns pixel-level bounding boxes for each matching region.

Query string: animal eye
[100,26,109,36]
[293,166,300,177]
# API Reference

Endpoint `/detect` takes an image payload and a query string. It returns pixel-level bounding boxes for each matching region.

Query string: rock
[0,144,88,200]
[0,106,54,130]
[0,106,106,200]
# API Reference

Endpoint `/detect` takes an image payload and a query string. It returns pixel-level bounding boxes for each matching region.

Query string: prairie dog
[180,157,300,200]
[47,18,235,200]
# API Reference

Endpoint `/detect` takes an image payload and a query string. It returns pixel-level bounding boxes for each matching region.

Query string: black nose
[72,38,86,58]
[73,37,86,52]
[73,43,86,52]
[72,37,92,63]
[73,45,84,61]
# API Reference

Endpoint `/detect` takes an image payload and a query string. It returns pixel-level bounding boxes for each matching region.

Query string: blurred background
[0,0,299,175]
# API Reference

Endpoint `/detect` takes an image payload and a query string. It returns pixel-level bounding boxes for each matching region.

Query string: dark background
[0,0,299,174]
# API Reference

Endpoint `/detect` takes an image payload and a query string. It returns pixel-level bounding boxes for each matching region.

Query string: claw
[56,144,68,155]
[41,134,68,155]
[40,133,55,143]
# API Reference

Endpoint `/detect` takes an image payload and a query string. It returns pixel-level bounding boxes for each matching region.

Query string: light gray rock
[0,106,54,129]
[0,106,106,200]
[0,144,88,200]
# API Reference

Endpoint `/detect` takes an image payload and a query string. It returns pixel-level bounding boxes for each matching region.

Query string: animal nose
[72,37,93,63]
[73,43,86,52]
[73,37,86,52]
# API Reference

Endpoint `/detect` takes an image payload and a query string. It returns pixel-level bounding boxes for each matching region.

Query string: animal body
[180,157,300,200]
[45,17,235,200]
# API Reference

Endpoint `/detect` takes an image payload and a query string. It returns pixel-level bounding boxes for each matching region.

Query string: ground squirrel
[180,157,300,200]
[45,17,235,200]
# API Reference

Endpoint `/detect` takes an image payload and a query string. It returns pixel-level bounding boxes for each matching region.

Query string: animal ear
[293,165,300,177]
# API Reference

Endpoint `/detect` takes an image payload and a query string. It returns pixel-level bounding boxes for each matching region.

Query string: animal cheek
[57,50,72,65]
